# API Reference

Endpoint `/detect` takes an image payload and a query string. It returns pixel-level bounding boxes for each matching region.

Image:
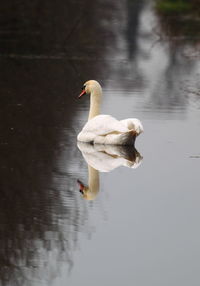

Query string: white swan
[77,80,143,145]
[77,142,142,200]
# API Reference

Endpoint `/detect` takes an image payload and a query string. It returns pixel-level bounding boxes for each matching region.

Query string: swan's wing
[120,118,144,135]
[81,115,128,136]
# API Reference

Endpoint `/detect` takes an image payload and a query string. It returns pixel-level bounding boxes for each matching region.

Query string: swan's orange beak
[78,89,86,98]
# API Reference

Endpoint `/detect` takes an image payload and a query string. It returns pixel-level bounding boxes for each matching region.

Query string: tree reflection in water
[0,0,132,285]
[0,66,87,285]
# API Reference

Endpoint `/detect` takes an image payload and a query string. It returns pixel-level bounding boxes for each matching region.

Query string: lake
[0,1,200,286]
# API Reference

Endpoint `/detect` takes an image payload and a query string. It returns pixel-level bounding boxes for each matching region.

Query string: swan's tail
[120,130,136,145]
[106,130,136,145]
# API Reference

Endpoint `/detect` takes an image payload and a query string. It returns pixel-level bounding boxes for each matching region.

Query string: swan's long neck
[88,165,99,199]
[88,89,102,120]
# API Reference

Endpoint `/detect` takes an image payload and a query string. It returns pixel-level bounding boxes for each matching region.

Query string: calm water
[0,1,200,286]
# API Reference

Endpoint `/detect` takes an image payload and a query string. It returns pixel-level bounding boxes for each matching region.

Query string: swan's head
[79,80,102,98]
[77,179,98,201]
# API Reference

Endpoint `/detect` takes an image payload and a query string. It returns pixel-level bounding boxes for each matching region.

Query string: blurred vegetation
[154,0,200,44]
[156,0,192,13]
[155,0,200,13]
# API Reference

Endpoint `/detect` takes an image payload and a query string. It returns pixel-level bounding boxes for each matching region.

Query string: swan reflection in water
[77,142,143,200]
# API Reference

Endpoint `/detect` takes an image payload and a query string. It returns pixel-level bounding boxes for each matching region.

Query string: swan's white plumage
[77,80,143,145]
[81,115,128,135]
[120,118,144,134]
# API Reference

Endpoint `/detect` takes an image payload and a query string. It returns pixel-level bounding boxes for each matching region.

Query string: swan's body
[77,80,143,145]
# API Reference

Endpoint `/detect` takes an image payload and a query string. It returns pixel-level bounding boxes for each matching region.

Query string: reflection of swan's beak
[77,179,85,194]
[77,178,98,201]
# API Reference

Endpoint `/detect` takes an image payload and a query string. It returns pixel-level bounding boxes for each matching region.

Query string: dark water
[0,1,200,286]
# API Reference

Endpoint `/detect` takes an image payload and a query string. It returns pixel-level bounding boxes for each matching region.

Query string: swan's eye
[82,85,86,90]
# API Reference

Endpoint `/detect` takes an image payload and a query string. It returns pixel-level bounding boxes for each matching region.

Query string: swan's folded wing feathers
[120,118,144,135]
[82,115,128,136]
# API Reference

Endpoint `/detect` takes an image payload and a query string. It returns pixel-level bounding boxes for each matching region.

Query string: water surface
[0,1,200,286]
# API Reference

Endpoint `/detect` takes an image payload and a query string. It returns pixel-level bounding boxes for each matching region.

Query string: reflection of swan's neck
[88,90,102,120]
[86,165,99,200]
